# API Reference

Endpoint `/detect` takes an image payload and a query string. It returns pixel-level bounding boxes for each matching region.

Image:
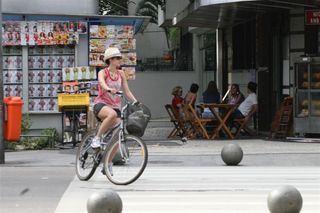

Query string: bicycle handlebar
[107,90,123,96]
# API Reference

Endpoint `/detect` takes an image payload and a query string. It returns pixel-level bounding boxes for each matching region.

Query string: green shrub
[5,128,59,151]
[21,113,32,133]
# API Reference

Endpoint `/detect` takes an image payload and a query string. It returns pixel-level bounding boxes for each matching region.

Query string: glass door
[295,63,309,117]
[310,63,320,116]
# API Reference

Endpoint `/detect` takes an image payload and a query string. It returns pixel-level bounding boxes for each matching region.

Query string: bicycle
[75,91,148,185]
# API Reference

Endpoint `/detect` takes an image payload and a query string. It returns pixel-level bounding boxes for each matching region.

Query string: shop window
[232,20,256,69]
[200,33,216,71]
[136,27,193,71]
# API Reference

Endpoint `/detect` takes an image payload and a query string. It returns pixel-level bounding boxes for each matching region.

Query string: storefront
[171,0,320,133]
[2,12,149,137]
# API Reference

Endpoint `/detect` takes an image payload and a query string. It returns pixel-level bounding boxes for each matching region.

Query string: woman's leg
[96,106,118,138]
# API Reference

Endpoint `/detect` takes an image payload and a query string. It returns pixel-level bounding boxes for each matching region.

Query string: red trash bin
[3,96,24,141]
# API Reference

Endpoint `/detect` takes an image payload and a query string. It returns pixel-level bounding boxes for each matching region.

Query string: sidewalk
[54,138,320,213]
[1,138,320,213]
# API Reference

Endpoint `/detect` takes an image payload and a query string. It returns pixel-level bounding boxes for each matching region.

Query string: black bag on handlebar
[126,104,151,137]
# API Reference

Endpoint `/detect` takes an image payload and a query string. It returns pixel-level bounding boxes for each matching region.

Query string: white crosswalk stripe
[55,167,320,213]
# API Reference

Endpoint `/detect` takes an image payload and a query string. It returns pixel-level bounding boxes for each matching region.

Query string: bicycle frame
[100,91,131,160]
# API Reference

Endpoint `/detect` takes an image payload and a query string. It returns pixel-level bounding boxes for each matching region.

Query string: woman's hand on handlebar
[106,88,118,95]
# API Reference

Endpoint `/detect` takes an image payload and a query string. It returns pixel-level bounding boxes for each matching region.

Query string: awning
[3,13,150,34]
[173,0,320,28]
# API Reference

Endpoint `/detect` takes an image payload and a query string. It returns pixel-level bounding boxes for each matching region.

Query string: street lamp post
[0,0,5,164]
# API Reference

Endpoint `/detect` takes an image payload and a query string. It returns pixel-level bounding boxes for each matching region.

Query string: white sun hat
[104,47,122,60]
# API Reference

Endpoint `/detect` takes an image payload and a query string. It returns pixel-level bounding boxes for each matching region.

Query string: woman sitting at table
[228,81,258,128]
[202,81,220,118]
[184,83,199,108]
[171,85,184,115]
[225,84,244,105]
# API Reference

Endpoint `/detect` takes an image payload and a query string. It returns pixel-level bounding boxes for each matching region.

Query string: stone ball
[267,185,303,213]
[221,143,243,165]
[87,189,122,213]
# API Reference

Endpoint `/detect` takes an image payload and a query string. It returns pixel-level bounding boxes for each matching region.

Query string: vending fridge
[294,57,320,136]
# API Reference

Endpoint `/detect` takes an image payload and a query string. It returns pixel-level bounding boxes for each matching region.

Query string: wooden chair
[182,103,212,139]
[164,104,185,138]
[233,107,258,138]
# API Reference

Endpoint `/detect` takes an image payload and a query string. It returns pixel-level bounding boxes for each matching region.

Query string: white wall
[128,71,198,118]
[135,24,169,59]
[128,0,169,60]
[2,0,99,15]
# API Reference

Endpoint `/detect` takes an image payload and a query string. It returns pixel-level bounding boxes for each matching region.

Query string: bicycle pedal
[101,168,106,175]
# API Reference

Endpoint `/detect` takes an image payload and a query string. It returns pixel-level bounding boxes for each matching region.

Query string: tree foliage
[136,0,166,24]
[99,0,129,15]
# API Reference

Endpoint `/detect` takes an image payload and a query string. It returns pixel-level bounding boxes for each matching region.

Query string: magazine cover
[56,56,66,69]
[28,85,36,97]
[106,25,115,38]
[115,25,134,39]
[37,70,47,83]
[67,56,75,67]
[28,56,36,69]
[2,21,21,46]
[48,98,58,111]
[47,85,57,97]
[47,56,55,69]
[128,38,136,50]
[80,67,88,80]
[90,25,99,38]
[37,85,47,97]
[15,71,23,83]
[57,71,63,82]
[4,71,12,83]
[4,56,17,69]
[4,85,13,97]
[38,98,47,111]
[121,52,136,65]
[15,56,23,69]
[29,99,37,111]
[28,71,36,83]
[62,82,79,93]
[62,67,72,81]
[90,25,107,38]
[90,81,99,95]
[89,53,105,67]
[37,56,46,69]
[46,70,57,83]
[14,85,23,97]
[122,67,136,80]
[90,39,106,53]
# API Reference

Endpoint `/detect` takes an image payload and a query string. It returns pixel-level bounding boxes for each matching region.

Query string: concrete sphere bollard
[267,185,303,213]
[221,143,243,165]
[87,189,122,213]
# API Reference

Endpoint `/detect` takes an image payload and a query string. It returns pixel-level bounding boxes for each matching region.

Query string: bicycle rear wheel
[75,130,99,181]
[103,134,148,185]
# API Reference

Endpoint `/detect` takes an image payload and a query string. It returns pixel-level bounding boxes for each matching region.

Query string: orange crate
[58,93,90,112]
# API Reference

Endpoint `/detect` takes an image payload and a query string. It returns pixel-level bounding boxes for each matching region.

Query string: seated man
[229,81,258,127]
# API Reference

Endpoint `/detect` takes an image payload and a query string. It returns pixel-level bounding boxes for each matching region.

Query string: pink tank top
[94,68,122,109]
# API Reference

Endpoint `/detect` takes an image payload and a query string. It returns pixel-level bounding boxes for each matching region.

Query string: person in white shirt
[229,82,258,127]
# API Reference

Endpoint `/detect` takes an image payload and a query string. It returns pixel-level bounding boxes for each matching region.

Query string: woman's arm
[119,70,137,102]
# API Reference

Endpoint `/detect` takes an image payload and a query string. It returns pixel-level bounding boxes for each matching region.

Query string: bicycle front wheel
[103,135,148,185]
[75,130,99,181]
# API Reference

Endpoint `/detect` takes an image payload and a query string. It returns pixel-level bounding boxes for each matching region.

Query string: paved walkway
[54,139,320,213]
[55,166,320,213]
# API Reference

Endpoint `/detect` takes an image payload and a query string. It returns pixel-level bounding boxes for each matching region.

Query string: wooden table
[201,104,238,139]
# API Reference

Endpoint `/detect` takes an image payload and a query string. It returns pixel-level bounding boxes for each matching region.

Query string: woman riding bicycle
[91,47,139,148]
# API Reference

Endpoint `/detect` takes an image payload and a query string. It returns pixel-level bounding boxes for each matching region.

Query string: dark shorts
[93,103,121,120]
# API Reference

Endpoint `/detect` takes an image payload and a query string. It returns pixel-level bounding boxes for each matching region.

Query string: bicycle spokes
[103,135,148,185]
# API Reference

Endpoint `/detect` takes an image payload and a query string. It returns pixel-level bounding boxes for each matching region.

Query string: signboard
[306,10,320,25]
